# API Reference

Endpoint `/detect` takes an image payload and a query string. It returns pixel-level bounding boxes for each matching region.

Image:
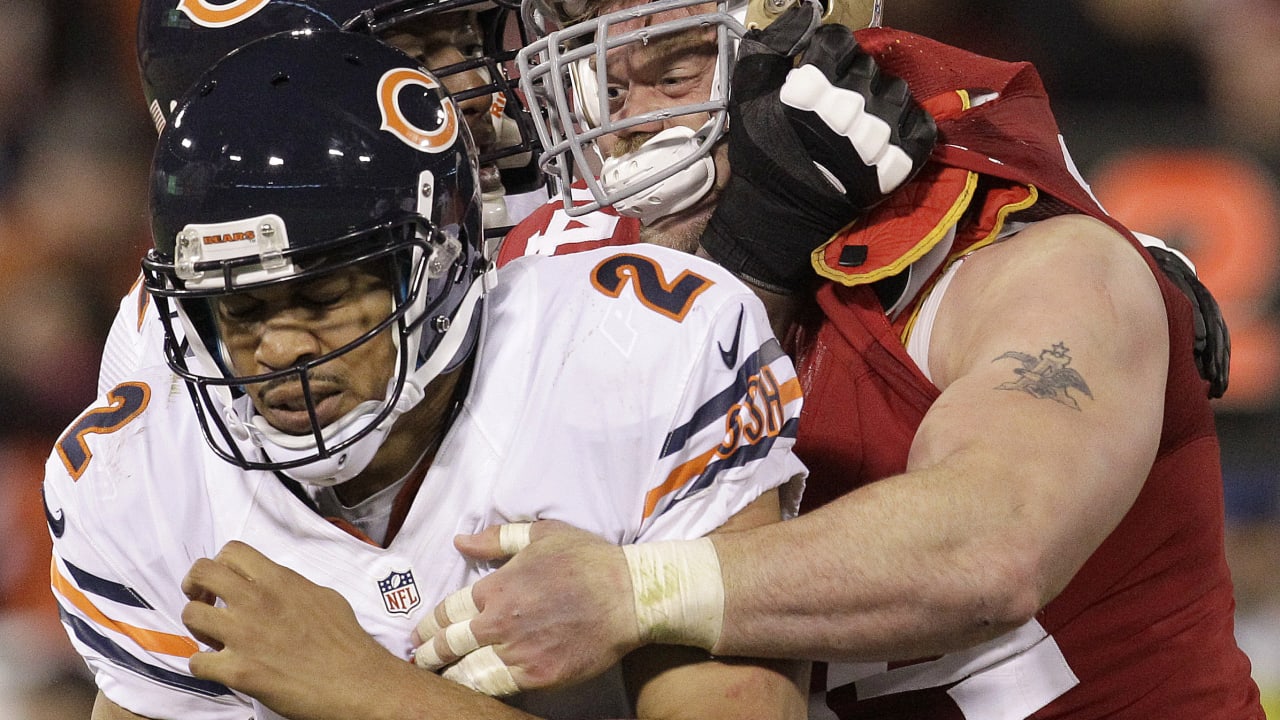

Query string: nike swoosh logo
[717,306,746,370]
[43,486,65,538]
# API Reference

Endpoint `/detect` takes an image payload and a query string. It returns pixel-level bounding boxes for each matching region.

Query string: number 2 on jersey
[56,382,151,480]
[591,253,714,322]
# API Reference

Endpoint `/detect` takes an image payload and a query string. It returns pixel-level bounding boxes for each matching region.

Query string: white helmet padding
[600,125,717,224]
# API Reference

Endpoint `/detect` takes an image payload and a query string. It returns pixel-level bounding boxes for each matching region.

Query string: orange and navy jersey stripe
[643,338,802,526]
[51,557,232,700]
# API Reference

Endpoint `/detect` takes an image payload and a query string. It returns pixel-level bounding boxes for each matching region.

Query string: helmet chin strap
[600,125,718,225]
[245,379,426,487]
[235,265,494,487]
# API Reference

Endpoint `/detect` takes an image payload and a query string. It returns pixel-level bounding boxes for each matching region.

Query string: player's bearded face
[212,265,398,436]
[594,10,718,160]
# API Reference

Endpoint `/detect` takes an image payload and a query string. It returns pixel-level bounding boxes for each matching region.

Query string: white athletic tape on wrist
[442,645,521,697]
[499,522,533,555]
[621,537,724,650]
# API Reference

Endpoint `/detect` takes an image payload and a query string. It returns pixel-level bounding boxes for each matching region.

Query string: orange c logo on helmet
[176,0,271,28]
[378,68,460,154]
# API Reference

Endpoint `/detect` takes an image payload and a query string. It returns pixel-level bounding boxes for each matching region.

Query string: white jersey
[49,245,806,719]
[97,276,171,396]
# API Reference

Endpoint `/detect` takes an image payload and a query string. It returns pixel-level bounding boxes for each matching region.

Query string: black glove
[1146,245,1231,398]
[699,3,937,293]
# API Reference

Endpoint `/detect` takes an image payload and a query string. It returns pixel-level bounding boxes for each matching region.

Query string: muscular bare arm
[713,214,1168,660]
[430,214,1170,680]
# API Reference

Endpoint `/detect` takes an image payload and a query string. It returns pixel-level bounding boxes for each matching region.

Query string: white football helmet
[516,0,881,221]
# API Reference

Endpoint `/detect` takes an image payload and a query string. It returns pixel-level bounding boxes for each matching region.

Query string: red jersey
[497,184,639,266]
[499,28,1262,720]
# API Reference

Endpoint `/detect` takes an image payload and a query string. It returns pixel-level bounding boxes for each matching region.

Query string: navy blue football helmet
[142,29,487,485]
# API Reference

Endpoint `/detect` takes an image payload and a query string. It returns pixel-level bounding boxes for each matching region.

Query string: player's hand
[181,541,422,720]
[699,1,936,292]
[1143,243,1231,398]
[411,520,640,694]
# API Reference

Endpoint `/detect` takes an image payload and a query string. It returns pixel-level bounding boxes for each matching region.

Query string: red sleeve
[496,185,642,267]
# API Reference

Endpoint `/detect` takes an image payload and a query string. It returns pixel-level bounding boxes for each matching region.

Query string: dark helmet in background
[138,0,543,213]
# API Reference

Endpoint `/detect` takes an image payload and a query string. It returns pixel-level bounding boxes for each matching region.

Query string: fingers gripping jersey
[48,245,805,719]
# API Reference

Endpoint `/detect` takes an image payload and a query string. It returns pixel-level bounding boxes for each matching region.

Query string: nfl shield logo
[377,569,421,615]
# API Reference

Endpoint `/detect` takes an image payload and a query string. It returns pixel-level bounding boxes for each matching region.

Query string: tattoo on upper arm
[992,342,1093,410]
